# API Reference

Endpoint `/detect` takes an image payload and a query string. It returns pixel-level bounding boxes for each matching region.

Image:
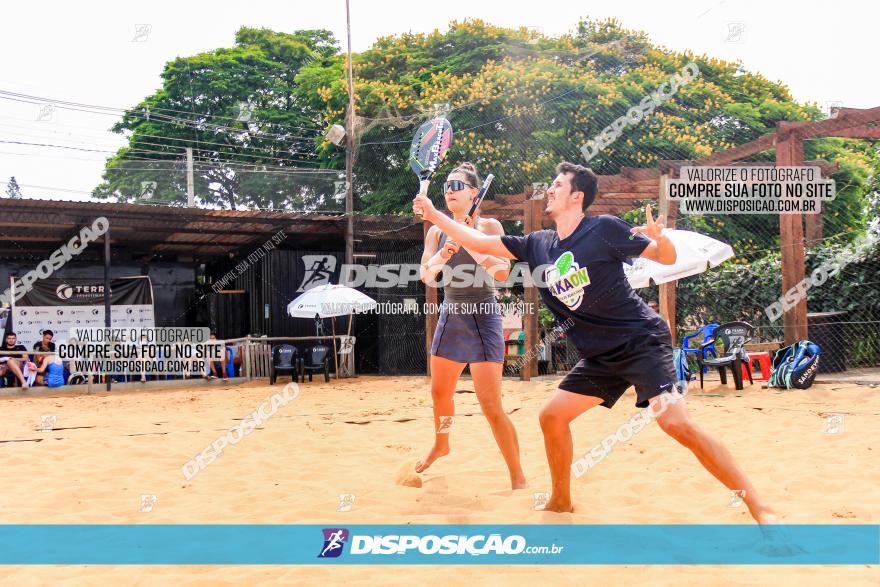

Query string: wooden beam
[620,167,661,181]
[679,133,778,174]
[825,125,880,139]
[657,174,678,345]
[781,106,880,141]
[776,131,808,344]
[597,189,659,197]
[597,176,661,191]
[423,221,438,376]
[660,159,839,176]
[521,198,543,381]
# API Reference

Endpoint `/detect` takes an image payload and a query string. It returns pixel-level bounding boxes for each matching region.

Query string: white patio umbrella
[623,229,735,288]
[287,284,377,377]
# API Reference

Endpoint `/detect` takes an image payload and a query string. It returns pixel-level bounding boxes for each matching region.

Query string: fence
[15,22,876,375]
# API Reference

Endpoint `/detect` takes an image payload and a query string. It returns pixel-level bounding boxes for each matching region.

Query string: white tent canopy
[286,284,377,379]
[287,284,377,318]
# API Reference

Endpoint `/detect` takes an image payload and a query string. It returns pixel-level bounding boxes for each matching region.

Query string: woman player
[417,162,527,489]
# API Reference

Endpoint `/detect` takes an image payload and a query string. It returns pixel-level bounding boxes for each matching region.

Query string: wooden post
[777,126,809,344]
[522,198,543,380]
[344,0,355,266]
[244,335,252,380]
[423,221,439,376]
[805,207,824,245]
[657,174,678,345]
[331,317,339,379]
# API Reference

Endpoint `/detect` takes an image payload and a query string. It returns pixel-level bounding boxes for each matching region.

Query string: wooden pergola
[423,106,880,379]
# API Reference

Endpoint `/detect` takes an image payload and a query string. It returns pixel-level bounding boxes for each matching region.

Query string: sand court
[0,375,877,584]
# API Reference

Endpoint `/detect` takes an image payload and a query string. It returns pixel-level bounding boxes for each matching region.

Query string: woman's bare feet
[510,473,528,490]
[542,495,574,513]
[414,441,450,473]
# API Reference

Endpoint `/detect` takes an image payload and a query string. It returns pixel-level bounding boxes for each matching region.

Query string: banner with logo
[0,524,875,564]
[11,277,155,345]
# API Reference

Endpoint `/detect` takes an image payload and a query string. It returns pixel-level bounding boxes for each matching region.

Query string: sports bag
[672,348,692,384]
[768,340,821,389]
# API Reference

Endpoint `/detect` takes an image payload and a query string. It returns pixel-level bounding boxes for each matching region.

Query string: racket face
[468,173,494,217]
[409,117,453,179]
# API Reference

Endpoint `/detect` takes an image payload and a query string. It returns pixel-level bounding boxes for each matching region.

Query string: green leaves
[95,27,336,209]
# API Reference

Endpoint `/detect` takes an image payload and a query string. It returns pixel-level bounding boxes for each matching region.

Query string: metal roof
[0,198,423,261]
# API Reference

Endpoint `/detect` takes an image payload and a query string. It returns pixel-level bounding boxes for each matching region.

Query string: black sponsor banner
[15,277,152,307]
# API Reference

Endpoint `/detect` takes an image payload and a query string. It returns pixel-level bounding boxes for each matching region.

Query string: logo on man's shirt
[544,251,590,310]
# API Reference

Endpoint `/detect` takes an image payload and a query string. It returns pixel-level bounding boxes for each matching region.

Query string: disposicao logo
[318,530,533,558]
[545,251,590,310]
[318,528,349,558]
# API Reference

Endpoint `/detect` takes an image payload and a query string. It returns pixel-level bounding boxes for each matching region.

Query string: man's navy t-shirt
[500,215,668,357]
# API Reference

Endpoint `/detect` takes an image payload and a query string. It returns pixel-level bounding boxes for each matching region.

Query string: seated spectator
[203,333,228,381]
[34,355,66,388]
[0,332,36,388]
[32,329,56,361]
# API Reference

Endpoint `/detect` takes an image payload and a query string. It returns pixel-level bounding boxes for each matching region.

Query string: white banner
[12,305,155,347]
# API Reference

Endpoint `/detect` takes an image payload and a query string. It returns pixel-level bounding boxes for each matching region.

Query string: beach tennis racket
[410,117,453,218]
[464,173,494,225]
[441,173,496,258]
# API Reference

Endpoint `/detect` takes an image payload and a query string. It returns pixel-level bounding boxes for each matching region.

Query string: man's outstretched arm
[413,194,517,260]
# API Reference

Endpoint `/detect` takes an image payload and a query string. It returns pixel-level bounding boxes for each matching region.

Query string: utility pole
[344,0,355,265]
[104,223,111,392]
[186,147,195,207]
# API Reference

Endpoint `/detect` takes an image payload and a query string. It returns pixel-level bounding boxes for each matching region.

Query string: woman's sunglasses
[443,180,475,193]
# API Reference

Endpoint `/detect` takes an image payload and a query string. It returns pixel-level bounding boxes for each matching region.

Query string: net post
[657,173,678,345]
[423,221,438,375]
[522,197,543,381]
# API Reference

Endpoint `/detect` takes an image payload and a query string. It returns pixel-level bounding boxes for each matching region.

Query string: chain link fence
[345,32,879,375]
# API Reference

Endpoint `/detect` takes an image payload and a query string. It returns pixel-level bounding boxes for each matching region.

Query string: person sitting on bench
[203,333,228,381]
[0,332,34,388]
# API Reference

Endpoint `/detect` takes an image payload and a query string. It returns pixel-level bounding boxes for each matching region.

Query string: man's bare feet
[542,496,573,513]
[752,507,780,525]
[414,443,449,473]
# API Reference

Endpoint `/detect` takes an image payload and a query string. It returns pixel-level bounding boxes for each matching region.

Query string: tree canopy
[95,18,876,254]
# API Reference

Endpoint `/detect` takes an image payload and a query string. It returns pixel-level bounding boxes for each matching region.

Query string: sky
[0,0,876,202]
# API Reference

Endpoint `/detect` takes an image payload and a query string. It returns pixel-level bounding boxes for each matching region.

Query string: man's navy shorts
[559,331,679,409]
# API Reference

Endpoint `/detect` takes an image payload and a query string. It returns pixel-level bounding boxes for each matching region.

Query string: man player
[413,161,778,524]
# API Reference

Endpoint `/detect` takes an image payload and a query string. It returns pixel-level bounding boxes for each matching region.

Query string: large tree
[298,18,873,253]
[94,27,340,209]
[95,18,874,254]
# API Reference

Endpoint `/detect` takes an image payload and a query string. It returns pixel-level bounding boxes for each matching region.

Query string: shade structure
[287,284,377,318]
[623,229,735,289]
[286,284,377,380]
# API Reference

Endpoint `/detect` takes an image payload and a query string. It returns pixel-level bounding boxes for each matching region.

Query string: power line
[0,90,323,143]
[0,89,324,133]
[6,183,350,214]
[0,139,323,167]
[0,120,320,161]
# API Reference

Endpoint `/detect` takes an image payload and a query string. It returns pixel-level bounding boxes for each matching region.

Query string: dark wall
[207,247,427,375]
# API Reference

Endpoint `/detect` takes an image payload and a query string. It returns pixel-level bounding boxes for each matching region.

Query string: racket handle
[413,179,430,219]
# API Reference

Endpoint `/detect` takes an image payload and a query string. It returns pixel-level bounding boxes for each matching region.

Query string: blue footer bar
[0,525,877,564]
